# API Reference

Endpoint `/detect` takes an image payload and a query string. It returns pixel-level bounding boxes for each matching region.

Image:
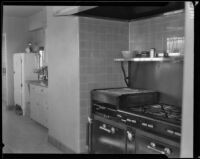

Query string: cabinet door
[38,87,48,128]
[30,85,48,128]
[30,85,42,124]
[30,85,38,121]
[91,120,126,154]
[37,87,45,126]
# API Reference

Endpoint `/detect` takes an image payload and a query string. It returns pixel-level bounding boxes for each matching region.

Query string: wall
[129,12,184,106]
[28,28,45,48]
[28,8,46,31]
[79,17,129,152]
[46,7,80,153]
[3,16,29,106]
[27,8,47,65]
[180,2,194,157]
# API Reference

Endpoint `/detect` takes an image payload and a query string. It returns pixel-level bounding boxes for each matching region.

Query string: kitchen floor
[2,102,63,154]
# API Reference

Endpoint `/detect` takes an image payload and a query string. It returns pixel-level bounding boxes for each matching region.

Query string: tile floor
[2,103,63,153]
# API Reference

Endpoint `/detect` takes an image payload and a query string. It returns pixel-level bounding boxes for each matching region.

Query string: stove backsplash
[129,12,184,107]
[130,62,183,107]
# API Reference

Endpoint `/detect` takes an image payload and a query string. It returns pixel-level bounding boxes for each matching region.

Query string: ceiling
[3,2,185,20]
[74,2,184,21]
[3,6,44,17]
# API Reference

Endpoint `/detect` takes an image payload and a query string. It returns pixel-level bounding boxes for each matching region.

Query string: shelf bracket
[120,61,130,87]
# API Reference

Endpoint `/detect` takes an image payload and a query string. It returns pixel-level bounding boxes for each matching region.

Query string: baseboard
[47,135,75,153]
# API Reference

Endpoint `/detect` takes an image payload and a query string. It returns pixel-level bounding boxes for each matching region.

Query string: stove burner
[125,104,182,122]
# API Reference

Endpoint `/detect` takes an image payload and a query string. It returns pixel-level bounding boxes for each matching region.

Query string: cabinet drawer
[136,133,180,157]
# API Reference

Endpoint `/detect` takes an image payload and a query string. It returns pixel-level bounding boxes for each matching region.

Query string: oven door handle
[147,145,166,154]
[99,125,116,134]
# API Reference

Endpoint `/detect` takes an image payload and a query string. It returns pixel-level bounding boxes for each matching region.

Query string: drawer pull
[99,126,111,133]
[174,132,181,136]
[94,104,105,109]
[147,142,171,155]
[147,145,165,154]
[99,126,115,134]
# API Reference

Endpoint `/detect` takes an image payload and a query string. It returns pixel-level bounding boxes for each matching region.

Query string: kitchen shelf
[114,56,184,62]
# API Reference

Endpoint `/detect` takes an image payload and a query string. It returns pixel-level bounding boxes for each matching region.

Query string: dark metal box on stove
[91,87,159,109]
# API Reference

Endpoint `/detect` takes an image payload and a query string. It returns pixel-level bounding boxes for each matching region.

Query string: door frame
[2,33,8,106]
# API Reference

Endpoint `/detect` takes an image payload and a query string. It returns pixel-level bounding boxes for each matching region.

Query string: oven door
[91,119,126,154]
[135,129,180,158]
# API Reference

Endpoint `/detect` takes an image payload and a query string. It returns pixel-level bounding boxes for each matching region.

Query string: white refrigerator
[13,53,38,116]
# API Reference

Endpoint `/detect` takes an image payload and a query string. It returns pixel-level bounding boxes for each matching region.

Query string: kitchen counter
[26,80,48,87]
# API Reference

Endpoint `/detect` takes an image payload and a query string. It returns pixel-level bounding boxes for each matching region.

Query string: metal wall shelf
[114,56,184,62]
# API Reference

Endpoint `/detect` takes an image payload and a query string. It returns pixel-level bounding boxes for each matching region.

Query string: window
[167,36,184,53]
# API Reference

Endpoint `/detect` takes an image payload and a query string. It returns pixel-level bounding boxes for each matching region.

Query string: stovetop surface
[119,103,182,125]
[96,87,157,96]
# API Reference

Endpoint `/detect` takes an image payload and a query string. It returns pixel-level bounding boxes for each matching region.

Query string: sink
[39,80,48,86]
[40,82,46,86]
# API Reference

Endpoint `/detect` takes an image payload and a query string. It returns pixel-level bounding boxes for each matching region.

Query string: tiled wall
[78,12,185,152]
[129,12,185,53]
[129,12,184,107]
[79,17,129,152]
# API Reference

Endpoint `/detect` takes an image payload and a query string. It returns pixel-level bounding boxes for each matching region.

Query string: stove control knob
[126,118,131,122]
[150,142,156,147]
[166,129,174,134]
[121,119,126,123]
[88,117,92,123]
[164,147,171,155]
[142,122,147,127]
[127,131,133,141]
[174,132,181,136]
[131,120,137,123]
[148,124,154,128]
[111,127,115,134]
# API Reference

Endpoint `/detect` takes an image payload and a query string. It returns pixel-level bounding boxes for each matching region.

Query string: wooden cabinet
[30,84,48,128]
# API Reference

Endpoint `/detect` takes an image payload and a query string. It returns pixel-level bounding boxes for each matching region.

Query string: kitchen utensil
[121,51,133,59]
[141,51,150,57]
[150,48,156,58]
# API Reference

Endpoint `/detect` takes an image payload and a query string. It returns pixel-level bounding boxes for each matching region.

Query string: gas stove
[117,103,181,141]
[120,103,182,125]
[91,88,182,141]
[90,88,182,156]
